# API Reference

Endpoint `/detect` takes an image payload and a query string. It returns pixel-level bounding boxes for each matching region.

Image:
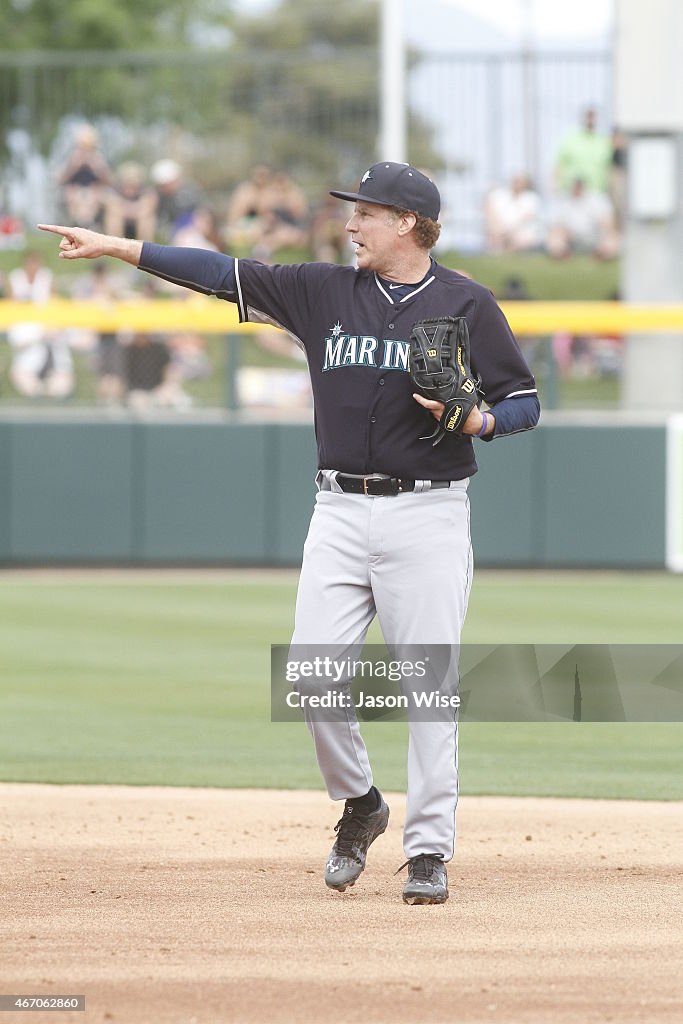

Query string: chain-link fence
[0,47,615,412]
[1,47,611,243]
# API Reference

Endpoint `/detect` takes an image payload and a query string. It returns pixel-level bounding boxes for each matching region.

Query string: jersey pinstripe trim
[373,273,436,304]
[234,258,246,321]
[505,387,538,398]
[398,276,435,301]
[374,275,395,303]
[235,258,306,352]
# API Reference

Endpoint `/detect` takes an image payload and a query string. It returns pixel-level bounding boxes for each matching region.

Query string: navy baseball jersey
[139,245,538,480]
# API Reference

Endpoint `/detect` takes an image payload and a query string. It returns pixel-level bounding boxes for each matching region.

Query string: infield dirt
[1,785,681,1024]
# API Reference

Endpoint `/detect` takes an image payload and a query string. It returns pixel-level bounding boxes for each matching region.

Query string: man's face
[345,201,398,272]
[583,109,596,132]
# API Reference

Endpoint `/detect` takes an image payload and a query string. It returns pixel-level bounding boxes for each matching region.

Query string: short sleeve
[235,259,339,345]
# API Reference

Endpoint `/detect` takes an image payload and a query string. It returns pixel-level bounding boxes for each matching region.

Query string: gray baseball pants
[291,473,472,860]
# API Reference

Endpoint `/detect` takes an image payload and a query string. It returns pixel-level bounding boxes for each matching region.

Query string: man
[554,107,611,195]
[40,161,539,905]
[150,159,202,242]
[484,173,544,253]
[547,177,619,260]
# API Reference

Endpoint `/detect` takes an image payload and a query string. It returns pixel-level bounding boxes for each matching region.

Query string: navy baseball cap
[330,162,440,221]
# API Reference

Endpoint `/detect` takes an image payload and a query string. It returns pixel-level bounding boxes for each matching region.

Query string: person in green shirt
[554,108,611,194]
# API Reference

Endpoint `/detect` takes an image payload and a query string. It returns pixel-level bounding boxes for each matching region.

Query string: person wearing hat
[39,161,539,905]
[150,159,203,242]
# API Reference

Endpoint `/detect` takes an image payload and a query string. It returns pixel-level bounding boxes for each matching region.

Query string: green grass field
[0,570,681,799]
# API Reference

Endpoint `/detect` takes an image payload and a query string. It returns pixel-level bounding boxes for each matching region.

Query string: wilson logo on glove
[409,316,482,445]
[445,406,463,431]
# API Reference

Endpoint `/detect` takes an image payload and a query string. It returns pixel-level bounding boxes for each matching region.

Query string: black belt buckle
[363,475,400,496]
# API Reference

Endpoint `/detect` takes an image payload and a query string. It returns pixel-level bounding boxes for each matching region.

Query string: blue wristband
[477,412,489,437]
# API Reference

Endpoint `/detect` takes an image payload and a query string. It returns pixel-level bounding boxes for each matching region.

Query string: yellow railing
[2,299,683,335]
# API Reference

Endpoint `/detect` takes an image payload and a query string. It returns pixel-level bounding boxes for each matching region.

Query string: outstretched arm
[39,225,237,301]
[38,224,143,266]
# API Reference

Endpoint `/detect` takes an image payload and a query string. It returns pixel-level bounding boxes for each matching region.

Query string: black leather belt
[334,473,451,497]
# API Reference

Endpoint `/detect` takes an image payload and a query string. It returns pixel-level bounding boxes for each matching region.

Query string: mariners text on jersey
[138,244,540,480]
[323,326,410,373]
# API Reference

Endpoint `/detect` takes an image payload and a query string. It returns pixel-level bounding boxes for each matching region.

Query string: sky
[236,0,614,47]
[436,0,613,43]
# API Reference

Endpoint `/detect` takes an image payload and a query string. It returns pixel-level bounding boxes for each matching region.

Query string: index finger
[37,224,75,236]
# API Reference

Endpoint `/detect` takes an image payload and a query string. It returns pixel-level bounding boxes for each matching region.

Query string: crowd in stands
[0,124,342,406]
[481,107,626,381]
[484,108,624,260]
[46,127,351,261]
[0,108,626,405]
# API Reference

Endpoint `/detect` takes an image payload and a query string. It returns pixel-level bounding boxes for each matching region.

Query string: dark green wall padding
[0,421,667,567]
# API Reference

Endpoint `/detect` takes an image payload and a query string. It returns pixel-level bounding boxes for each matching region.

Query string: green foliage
[232,0,378,50]
[221,0,438,187]
[0,0,232,51]
[0,0,439,193]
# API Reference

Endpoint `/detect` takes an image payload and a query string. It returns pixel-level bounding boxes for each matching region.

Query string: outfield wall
[0,419,668,568]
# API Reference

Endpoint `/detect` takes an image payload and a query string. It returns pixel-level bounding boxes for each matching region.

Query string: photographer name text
[285,690,460,710]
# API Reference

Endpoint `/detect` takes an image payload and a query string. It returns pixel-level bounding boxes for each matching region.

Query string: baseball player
[40,161,539,905]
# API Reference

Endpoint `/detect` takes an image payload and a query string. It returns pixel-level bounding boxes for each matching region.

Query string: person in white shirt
[484,174,544,253]
[546,178,619,260]
[7,251,74,398]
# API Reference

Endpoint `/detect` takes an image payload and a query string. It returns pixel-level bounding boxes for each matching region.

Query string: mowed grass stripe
[0,572,681,796]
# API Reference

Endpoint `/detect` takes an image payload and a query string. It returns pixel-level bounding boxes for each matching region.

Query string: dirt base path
[1,785,681,1024]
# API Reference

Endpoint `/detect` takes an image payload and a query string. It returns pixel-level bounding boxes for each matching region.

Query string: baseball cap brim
[329,190,398,208]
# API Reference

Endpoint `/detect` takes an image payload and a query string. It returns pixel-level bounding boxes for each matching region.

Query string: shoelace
[332,809,371,857]
[394,854,443,879]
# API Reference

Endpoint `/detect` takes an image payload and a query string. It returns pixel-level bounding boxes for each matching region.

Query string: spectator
[546,178,619,260]
[122,333,172,409]
[150,159,202,242]
[57,124,111,228]
[171,207,220,251]
[7,251,74,398]
[0,213,24,250]
[224,164,276,250]
[311,193,351,263]
[0,186,25,250]
[499,275,531,301]
[497,277,542,368]
[484,174,544,253]
[104,162,157,241]
[253,171,310,260]
[165,332,212,409]
[608,127,628,229]
[554,107,611,195]
[71,262,125,404]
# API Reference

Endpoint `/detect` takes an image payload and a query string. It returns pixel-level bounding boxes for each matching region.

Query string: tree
[0,0,232,51]
[0,1,236,161]
[222,0,440,191]
[0,0,440,214]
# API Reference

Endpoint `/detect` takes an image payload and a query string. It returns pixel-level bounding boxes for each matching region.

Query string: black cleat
[399,853,449,905]
[324,793,390,892]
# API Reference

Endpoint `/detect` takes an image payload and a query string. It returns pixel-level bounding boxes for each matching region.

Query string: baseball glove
[409,315,482,446]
